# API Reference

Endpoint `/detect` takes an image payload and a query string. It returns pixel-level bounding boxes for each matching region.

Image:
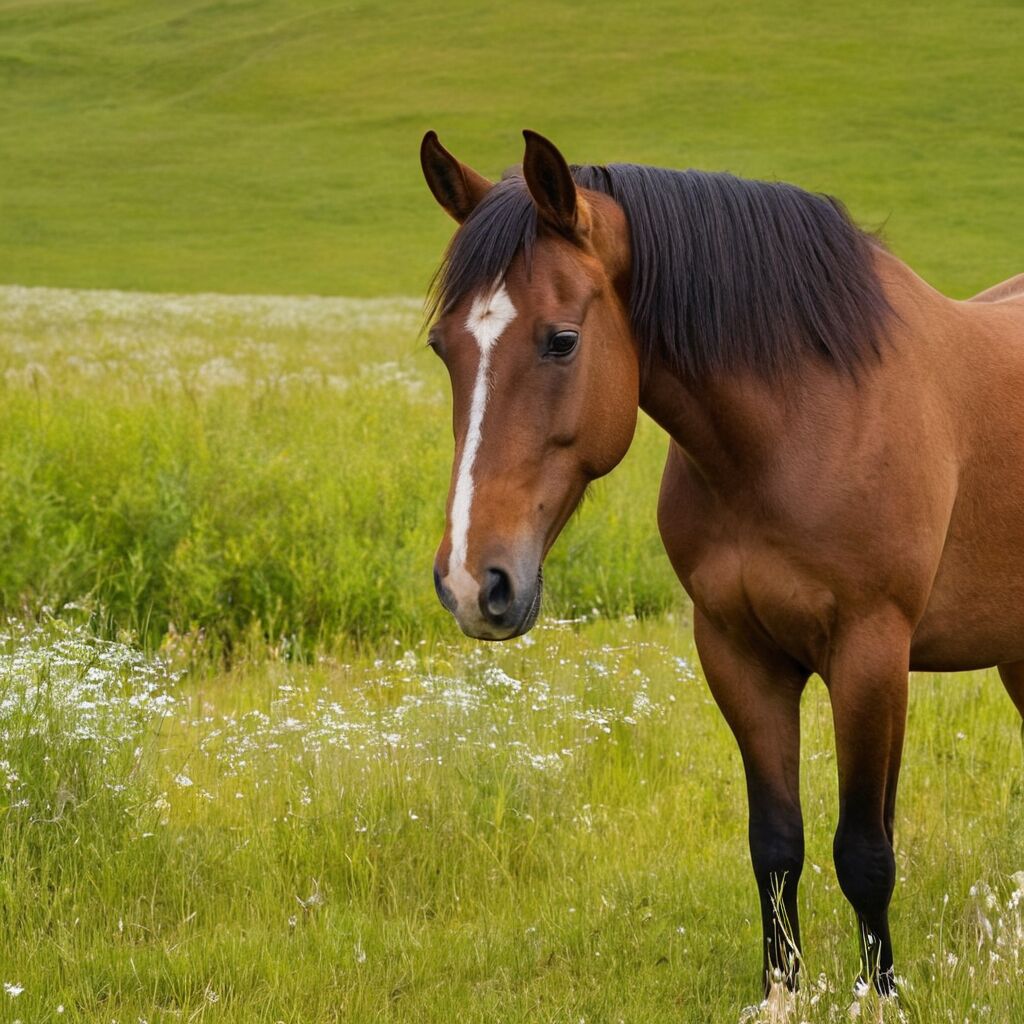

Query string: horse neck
[639,360,794,494]
[635,250,949,498]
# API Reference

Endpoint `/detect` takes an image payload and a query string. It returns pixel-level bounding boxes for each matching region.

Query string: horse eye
[547,330,579,357]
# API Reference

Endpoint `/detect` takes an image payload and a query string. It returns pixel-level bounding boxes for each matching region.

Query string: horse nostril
[481,567,514,620]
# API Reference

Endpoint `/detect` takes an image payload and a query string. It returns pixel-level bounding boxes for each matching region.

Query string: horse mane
[428,162,892,379]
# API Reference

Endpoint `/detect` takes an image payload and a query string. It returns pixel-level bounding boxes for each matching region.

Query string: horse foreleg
[694,610,809,995]
[825,614,910,998]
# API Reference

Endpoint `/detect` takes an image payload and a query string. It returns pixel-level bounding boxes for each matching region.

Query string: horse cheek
[584,345,639,479]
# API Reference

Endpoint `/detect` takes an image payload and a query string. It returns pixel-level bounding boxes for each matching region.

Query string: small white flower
[173,773,193,788]
[3,982,24,997]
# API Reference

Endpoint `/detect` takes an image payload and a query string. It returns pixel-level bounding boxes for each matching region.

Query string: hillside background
[2,0,1021,299]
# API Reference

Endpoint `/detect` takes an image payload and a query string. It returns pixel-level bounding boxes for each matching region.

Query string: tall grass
[1,615,1021,1022]
[0,286,678,654]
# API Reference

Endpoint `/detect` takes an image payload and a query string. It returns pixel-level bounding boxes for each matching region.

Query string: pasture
[1,1,1023,1021]
[1,0,1022,297]
[0,285,675,652]
[3,287,1023,1022]
[2,609,1023,1021]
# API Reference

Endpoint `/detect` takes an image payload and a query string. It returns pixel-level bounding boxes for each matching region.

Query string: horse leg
[997,661,1024,745]
[997,661,1024,718]
[825,615,910,997]
[694,610,809,994]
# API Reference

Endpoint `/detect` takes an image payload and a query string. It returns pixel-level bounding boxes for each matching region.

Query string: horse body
[649,256,1024,988]
[912,279,1024,669]
[652,252,1024,677]
[419,129,1024,999]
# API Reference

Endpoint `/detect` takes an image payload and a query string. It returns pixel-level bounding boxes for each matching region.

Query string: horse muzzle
[434,558,543,641]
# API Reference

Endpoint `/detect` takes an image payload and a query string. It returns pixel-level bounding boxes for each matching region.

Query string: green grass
[2,615,1022,1022]
[0,285,678,652]
[0,0,1022,298]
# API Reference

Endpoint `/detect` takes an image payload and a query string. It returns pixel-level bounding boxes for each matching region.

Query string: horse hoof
[739,980,796,1023]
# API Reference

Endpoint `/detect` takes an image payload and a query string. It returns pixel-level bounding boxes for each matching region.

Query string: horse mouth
[477,567,543,642]
[517,567,544,635]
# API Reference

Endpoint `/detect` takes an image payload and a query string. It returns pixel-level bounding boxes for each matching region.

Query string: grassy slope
[0,0,1021,299]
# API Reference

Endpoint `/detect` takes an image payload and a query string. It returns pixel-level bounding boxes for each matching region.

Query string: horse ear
[420,131,493,224]
[522,130,587,238]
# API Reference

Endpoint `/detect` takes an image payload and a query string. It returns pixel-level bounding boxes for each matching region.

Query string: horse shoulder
[655,440,836,667]
[656,440,737,607]
[654,356,958,672]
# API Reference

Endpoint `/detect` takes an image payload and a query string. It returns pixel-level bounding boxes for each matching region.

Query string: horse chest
[657,469,836,669]
[684,543,836,668]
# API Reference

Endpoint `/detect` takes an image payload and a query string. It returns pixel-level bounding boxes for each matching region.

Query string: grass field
[1,1,1022,298]
[0,284,677,653]
[2,1,1024,1021]
[2,616,1022,1022]
[3,288,1023,1022]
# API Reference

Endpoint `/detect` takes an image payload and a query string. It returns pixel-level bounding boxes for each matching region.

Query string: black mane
[428,163,891,379]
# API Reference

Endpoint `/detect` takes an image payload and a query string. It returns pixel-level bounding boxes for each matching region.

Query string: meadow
[3,285,1023,1023]
[1,0,1022,298]
[2,614,1023,1022]
[2,1,1023,1021]
[0,284,676,653]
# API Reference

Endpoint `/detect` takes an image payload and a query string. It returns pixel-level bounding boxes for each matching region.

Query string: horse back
[968,272,1024,305]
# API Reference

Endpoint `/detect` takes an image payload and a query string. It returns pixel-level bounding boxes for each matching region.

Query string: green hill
[1,0,1021,298]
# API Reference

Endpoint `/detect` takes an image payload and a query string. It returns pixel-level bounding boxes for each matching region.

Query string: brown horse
[420,129,1024,998]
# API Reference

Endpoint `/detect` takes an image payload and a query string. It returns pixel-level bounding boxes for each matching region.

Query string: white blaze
[446,283,517,603]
